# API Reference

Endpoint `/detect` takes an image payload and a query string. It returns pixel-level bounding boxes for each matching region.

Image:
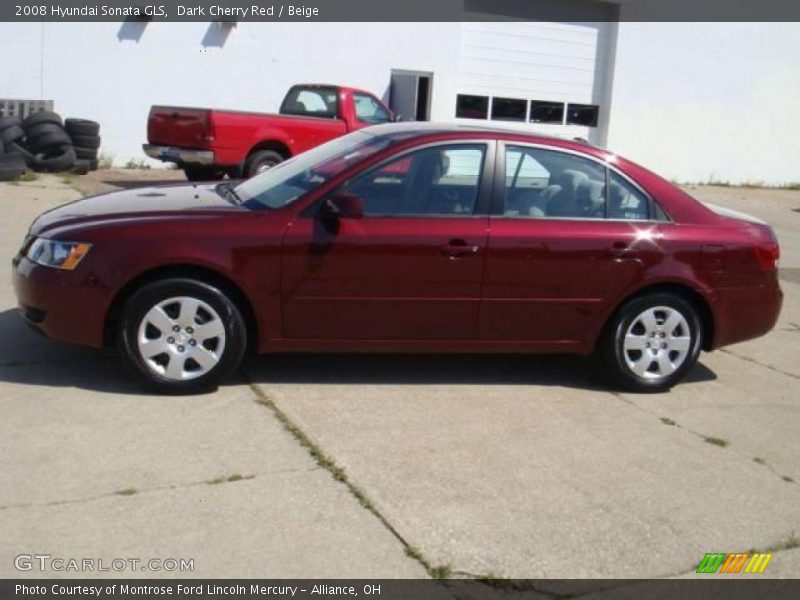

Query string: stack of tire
[0,111,101,181]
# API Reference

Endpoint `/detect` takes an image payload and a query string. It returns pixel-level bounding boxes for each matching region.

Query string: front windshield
[234,131,392,209]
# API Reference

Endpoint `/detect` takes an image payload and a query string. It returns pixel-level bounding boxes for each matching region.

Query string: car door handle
[441,239,480,259]
[606,240,637,258]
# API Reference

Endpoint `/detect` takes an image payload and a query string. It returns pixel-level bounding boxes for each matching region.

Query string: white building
[1,8,798,184]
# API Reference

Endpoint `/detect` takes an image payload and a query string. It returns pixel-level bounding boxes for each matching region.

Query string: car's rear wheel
[600,292,703,392]
[119,278,246,394]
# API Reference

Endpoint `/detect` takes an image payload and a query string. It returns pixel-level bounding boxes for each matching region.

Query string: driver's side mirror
[320,192,364,221]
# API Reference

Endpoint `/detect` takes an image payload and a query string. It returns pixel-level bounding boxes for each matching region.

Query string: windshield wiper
[215,182,242,205]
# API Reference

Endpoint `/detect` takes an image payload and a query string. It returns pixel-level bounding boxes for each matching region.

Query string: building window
[566,103,599,127]
[529,100,565,124]
[491,97,527,122]
[455,94,489,119]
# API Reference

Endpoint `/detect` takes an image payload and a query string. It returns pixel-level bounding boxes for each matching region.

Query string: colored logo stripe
[697,552,772,574]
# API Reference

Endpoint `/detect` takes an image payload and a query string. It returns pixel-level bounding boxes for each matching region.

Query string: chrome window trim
[496,141,674,224]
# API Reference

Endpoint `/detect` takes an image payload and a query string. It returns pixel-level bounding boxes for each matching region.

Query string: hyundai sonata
[12,123,782,393]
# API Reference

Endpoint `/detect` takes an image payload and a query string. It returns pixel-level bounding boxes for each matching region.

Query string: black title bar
[4,579,800,600]
[3,0,800,22]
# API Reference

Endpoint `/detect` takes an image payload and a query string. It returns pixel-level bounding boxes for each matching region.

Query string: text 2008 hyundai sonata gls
[13,123,782,394]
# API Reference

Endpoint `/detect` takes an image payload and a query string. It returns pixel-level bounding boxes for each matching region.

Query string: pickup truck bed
[144,84,393,181]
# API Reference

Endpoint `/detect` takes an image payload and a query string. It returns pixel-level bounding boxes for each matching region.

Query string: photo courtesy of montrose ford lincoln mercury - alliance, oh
[12,123,783,394]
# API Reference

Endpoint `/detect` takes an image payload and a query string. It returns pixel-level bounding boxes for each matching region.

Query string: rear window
[280,86,339,119]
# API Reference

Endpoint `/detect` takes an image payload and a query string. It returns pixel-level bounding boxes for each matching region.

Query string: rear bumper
[710,279,783,349]
[142,144,215,165]
[12,256,109,348]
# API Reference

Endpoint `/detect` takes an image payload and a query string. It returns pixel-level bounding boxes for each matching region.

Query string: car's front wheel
[119,278,247,394]
[600,292,703,392]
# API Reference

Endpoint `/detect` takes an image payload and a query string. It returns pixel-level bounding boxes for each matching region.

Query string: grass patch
[753,457,767,465]
[703,436,729,448]
[430,564,453,580]
[115,488,138,496]
[58,171,76,185]
[660,417,677,426]
[124,158,151,170]
[17,171,39,182]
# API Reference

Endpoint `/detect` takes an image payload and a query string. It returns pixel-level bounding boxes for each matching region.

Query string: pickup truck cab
[143,84,394,181]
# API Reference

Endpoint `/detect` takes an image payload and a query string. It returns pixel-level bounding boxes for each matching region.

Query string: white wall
[607,22,800,185]
[0,22,462,166]
[2,21,798,185]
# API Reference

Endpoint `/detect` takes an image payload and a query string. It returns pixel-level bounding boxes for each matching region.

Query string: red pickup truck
[143,84,395,181]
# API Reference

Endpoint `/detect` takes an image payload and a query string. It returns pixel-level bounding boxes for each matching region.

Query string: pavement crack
[245,376,450,581]
[720,348,800,380]
[609,392,798,487]
[0,467,313,511]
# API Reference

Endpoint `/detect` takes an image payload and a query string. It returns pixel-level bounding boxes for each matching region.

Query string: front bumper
[142,144,215,165]
[12,256,109,348]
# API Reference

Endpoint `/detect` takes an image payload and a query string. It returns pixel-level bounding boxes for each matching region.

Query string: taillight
[754,242,780,271]
[203,113,216,144]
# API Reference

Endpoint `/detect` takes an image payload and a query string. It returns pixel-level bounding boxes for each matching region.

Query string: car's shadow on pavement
[243,352,718,391]
[0,308,718,395]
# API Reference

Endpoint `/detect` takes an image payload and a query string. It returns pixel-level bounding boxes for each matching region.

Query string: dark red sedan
[13,123,782,393]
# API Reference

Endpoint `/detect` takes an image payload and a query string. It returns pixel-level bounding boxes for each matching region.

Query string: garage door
[455,8,616,145]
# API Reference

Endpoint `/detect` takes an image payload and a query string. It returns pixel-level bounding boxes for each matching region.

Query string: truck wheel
[245,150,284,178]
[183,166,225,182]
[118,278,247,394]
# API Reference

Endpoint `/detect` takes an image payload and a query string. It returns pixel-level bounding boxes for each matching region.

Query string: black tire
[183,165,225,182]
[118,278,247,394]
[72,159,91,175]
[0,154,27,181]
[0,115,23,131]
[23,110,62,129]
[0,123,25,146]
[32,145,76,172]
[24,122,64,138]
[87,158,99,171]
[27,129,73,153]
[7,142,35,166]
[70,134,101,150]
[0,139,3,154]
[244,149,284,178]
[65,118,100,136]
[598,292,703,393]
[75,146,98,160]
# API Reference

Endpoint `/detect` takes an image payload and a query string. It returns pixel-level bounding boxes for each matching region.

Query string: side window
[344,144,486,217]
[608,171,650,221]
[354,94,390,124]
[503,146,606,219]
[282,87,339,118]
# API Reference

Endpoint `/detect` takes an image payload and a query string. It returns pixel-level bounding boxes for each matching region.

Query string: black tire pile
[0,111,101,182]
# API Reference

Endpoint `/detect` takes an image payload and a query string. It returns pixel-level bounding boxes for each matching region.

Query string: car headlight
[26,238,92,270]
